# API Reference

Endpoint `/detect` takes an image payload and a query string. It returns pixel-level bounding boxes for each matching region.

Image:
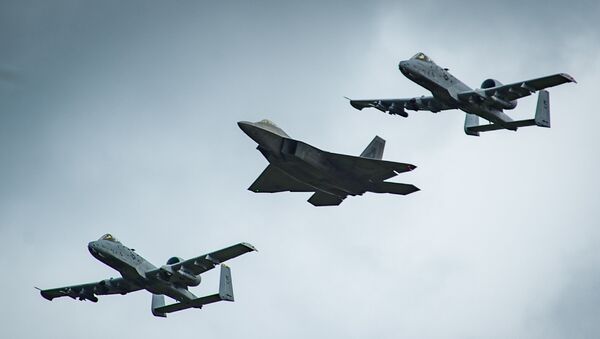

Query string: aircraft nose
[237,121,256,136]
[398,61,408,73]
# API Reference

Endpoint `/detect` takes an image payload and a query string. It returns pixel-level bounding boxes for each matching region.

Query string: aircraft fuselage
[238,121,373,197]
[87,239,197,302]
[399,58,516,128]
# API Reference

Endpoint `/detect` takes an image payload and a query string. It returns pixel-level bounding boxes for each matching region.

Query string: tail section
[464,90,551,136]
[218,264,234,301]
[360,136,385,159]
[151,264,235,317]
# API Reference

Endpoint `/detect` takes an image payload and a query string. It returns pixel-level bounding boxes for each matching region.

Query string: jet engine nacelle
[481,78,517,110]
[162,257,201,286]
[166,256,183,265]
[481,78,503,89]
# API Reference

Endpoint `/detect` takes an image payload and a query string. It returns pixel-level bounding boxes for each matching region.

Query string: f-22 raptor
[238,119,419,206]
[349,52,576,136]
[38,234,256,317]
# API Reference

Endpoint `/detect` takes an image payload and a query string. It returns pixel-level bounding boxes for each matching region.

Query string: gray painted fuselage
[239,121,371,197]
[398,57,516,127]
[88,239,197,302]
[239,120,417,206]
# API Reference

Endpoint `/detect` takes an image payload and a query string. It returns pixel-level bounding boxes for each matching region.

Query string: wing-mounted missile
[77,288,99,302]
[388,102,408,117]
[374,100,387,112]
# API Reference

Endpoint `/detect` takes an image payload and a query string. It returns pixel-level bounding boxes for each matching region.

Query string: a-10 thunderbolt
[38,234,256,317]
[238,119,419,206]
[348,52,576,136]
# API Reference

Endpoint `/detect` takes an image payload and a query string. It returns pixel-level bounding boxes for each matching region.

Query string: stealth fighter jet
[38,234,256,317]
[348,52,576,136]
[238,120,419,206]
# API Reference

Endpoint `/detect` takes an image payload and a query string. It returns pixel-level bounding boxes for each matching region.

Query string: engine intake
[481,78,503,89]
[166,257,183,265]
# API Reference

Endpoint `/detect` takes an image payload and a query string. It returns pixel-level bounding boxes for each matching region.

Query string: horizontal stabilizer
[464,90,551,136]
[308,191,345,207]
[152,265,234,317]
[370,182,420,195]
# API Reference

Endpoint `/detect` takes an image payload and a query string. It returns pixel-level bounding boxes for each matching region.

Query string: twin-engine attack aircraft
[348,52,576,136]
[238,119,419,206]
[38,234,256,317]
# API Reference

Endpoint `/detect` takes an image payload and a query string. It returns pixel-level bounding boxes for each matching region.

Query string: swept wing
[249,164,314,193]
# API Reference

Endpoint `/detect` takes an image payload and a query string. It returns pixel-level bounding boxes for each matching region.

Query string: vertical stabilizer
[360,136,385,159]
[219,264,234,302]
[151,294,167,318]
[464,113,480,136]
[535,90,550,128]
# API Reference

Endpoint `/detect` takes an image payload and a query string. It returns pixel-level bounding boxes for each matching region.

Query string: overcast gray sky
[1,1,599,338]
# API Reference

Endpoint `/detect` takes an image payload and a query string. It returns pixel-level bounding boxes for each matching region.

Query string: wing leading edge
[458,73,575,102]
[39,277,141,302]
[150,243,257,277]
[349,96,455,116]
[249,164,315,193]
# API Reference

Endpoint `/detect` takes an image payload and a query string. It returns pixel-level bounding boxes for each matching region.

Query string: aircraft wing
[39,277,142,302]
[164,243,257,276]
[325,152,416,181]
[349,96,455,115]
[458,73,576,102]
[249,164,315,193]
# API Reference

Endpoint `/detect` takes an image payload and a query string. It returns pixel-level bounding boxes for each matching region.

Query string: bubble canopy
[411,52,433,63]
[98,233,120,243]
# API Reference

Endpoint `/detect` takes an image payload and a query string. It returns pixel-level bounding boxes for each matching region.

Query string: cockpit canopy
[259,119,278,128]
[256,119,290,138]
[99,233,120,243]
[411,52,433,63]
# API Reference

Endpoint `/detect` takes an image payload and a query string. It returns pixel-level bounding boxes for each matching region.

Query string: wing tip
[561,73,577,83]
[349,100,365,110]
[39,290,54,301]
[240,242,258,252]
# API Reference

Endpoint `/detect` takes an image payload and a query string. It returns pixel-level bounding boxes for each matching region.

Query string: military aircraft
[348,52,576,136]
[238,119,419,206]
[38,234,256,317]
